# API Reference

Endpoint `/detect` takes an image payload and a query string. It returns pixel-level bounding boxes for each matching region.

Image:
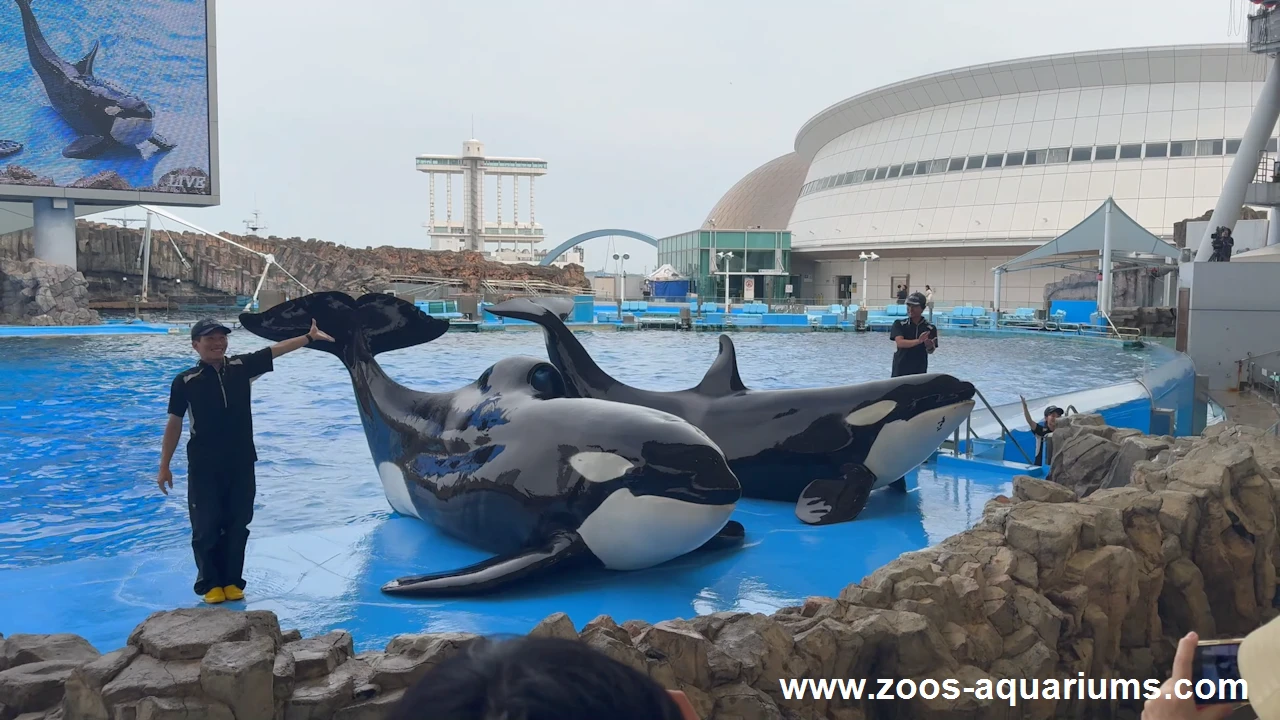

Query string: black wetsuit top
[167,348,274,466]
[890,317,938,377]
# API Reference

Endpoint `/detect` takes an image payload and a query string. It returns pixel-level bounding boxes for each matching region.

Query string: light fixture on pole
[858,251,879,306]
[717,251,735,310]
[612,252,631,303]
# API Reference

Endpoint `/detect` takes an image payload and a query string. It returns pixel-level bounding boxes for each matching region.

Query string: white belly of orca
[576,490,735,570]
[377,462,421,519]
[863,400,976,488]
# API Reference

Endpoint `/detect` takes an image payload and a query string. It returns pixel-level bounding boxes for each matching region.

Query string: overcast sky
[99,0,1250,273]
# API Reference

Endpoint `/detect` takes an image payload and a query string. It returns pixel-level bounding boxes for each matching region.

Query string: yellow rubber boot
[203,587,226,604]
[223,586,244,601]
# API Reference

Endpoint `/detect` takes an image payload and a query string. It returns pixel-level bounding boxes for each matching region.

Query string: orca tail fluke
[380,531,594,597]
[239,291,449,367]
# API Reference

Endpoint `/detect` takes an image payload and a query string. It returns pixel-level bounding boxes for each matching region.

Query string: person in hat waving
[157,316,333,604]
[889,292,938,377]
[1020,396,1064,466]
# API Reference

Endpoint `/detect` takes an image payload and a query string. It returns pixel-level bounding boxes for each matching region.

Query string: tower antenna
[105,210,142,229]
[244,208,267,236]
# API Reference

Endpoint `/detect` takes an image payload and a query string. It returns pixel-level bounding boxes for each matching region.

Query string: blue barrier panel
[1050,300,1097,324]
[761,314,808,326]
[573,296,594,323]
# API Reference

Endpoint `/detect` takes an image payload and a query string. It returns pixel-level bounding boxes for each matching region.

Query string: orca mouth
[904,379,977,416]
[626,441,741,506]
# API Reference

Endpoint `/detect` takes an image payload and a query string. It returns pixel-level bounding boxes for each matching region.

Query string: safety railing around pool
[948,387,1035,465]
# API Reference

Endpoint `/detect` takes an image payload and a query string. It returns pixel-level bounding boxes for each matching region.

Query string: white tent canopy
[996,197,1179,274]
[992,197,1180,315]
[647,263,683,280]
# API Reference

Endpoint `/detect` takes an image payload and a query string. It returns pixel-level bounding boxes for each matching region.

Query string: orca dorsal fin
[75,41,99,76]
[695,334,747,396]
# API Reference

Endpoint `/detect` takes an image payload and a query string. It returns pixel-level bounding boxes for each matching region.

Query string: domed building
[664,43,1275,307]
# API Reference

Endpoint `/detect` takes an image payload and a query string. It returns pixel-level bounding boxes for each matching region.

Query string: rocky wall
[3,422,1278,720]
[0,223,589,303]
[0,258,99,326]
[1042,268,1174,311]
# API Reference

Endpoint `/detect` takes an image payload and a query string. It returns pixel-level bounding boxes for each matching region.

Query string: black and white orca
[486,298,977,526]
[239,292,745,597]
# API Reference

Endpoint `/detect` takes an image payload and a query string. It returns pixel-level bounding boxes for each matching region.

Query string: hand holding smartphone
[1193,638,1248,706]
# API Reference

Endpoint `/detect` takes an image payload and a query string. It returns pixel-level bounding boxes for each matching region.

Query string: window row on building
[797,136,1277,198]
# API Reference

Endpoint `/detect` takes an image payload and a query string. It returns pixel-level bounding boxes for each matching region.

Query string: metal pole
[141,211,153,302]
[862,258,869,306]
[1100,198,1114,314]
[993,268,1003,319]
[1195,53,1280,261]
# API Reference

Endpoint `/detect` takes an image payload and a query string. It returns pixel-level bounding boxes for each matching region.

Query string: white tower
[416,140,548,255]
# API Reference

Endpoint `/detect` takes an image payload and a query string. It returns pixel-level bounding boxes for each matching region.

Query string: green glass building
[655,229,796,302]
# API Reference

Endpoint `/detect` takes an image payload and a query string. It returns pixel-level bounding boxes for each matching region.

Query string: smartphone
[1193,638,1247,705]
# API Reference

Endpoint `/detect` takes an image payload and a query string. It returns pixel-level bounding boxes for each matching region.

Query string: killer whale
[486,298,977,526]
[239,292,745,597]
[15,0,176,159]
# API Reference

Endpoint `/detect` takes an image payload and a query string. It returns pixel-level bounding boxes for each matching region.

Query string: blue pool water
[0,0,210,189]
[0,330,1156,651]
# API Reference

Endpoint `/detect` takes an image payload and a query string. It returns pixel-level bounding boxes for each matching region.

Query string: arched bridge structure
[539,229,657,266]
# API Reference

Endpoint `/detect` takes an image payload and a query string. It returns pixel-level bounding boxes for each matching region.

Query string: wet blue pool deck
[0,462,1014,654]
[1,315,1159,655]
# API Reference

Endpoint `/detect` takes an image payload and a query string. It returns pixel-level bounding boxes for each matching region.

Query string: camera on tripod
[1210,226,1234,262]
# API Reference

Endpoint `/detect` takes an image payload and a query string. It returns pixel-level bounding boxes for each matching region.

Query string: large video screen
[0,0,213,198]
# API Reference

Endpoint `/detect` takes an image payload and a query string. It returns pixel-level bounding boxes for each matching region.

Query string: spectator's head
[1044,406,1064,430]
[389,635,697,720]
[905,292,926,319]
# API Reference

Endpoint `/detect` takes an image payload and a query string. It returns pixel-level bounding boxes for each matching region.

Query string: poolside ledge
[2,421,1278,720]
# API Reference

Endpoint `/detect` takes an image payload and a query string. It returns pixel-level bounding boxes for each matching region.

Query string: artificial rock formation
[2,421,1278,720]
[0,222,589,305]
[0,258,100,326]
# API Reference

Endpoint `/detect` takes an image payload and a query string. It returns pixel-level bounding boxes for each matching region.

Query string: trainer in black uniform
[889,292,938,377]
[158,316,332,604]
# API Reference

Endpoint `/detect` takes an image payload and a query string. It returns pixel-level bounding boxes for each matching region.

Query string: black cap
[906,292,927,307]
[1045,406,1064,417]
[191,318,231,341]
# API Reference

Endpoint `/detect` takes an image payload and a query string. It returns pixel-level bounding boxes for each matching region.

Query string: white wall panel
[788,49,1248,254]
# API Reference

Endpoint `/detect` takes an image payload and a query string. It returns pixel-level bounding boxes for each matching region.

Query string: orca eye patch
[528,365,564,398]
[845,400,897,426]
[569,451,635,482]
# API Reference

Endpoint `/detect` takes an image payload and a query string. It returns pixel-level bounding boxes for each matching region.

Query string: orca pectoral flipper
[693,520,745,553]
[147,133,176,151]
[380,530,595,597]
[795,464,877,526]
[63,135,110,159]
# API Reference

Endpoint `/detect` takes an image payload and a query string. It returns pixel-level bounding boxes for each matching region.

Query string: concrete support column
[1270,207,1280,246]
[32,198,77,268]
[1099,198,1114,314]
[1196,53,1280,261]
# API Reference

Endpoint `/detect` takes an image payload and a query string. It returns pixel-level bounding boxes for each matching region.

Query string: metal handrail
[952,388,1035,465]
[1246,348,1280,364]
